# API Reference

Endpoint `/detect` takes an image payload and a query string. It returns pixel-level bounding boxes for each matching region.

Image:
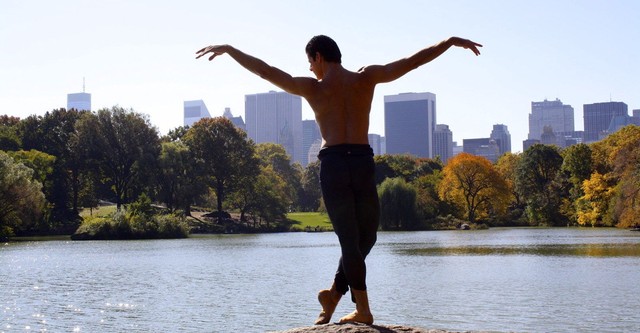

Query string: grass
[287,212,332,231]
[79,205,117,218]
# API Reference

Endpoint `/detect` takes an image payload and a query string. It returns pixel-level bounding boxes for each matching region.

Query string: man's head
[306,35,342,64]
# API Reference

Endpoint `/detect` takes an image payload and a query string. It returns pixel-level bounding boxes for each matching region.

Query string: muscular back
[304,67,376,147]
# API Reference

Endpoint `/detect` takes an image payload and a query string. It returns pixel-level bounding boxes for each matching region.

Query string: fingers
[195,46,216,60]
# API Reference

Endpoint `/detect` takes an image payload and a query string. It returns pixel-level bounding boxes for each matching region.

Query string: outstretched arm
[361,37,482,84]
[196,44,315,96]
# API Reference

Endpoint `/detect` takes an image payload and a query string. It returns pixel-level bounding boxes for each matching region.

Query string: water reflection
[403,243,640,257]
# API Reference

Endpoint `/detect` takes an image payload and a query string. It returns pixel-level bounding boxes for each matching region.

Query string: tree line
[1,107,639,237]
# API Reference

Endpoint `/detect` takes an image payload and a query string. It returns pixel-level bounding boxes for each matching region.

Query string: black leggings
[319,144,380,295]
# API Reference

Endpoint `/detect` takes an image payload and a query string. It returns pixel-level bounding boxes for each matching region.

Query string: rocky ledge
[269,323,491,333]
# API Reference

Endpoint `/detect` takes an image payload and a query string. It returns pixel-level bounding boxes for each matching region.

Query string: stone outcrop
[269,323,491,333]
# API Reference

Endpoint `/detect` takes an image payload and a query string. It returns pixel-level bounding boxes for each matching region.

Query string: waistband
[318,144,373,158]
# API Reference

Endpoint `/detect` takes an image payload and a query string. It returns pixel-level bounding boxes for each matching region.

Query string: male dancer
[196,35,481,325]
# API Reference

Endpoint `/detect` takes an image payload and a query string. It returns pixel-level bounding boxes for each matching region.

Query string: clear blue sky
[2,0,638,152]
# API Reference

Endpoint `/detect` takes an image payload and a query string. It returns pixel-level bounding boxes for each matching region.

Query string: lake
[2,228,639,332]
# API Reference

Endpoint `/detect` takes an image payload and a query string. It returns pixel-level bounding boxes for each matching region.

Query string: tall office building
[463,138,500,163]
[583,101,628,142]
[302,119,322,166]
[184,100,211,127]
[528,99,574,145]
[245,91,303,164]
[490,124,511,156]
[433,124,453,164]
[67,92,91,111]
[384,92,436,158]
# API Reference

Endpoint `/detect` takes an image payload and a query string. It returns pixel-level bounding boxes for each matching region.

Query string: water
[1,228,639,333]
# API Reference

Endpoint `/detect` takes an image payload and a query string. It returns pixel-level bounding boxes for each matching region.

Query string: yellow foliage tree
[438,153,509,223]
[587,125,640,227]
[576,172,615,227]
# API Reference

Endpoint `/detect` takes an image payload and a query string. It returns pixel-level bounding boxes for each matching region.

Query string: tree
[378,177,420,230]
[438,153,509,223]
[412,172,443,221]
[75,106,160,210]
[576,172,615,227]
[560,144,593,223]
[255,143,301,210]
[183,117,259,223]
[298,161,321,212]
[157,141,207,214]
[0,115,21,151]
[0,151,46,237]
[587,125,640,227]
[515,144,565,225]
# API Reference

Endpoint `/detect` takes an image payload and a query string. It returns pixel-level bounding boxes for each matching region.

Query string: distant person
[196,35,481,325]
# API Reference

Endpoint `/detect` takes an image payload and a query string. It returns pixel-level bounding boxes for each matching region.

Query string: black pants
[318,144,380,295]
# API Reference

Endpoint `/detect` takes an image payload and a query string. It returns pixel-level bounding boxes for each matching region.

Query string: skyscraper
[528,99,574,144]
[490,124,511,156]
[384,92,436,158]
[433,124,453,164]
[245,91,303,164]
[463,138,500,163]
[583,101,628,142]
[67,92,91,111]
[183,100,211,127]
[302,119,322,166]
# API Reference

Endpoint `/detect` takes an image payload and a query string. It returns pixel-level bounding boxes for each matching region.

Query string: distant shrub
[73,206,189,240]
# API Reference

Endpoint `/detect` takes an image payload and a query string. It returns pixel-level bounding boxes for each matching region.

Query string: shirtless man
[196,35,481,325]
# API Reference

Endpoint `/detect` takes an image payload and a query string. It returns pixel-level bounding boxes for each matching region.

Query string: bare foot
[314,289,339,325]
[338,310,374,325]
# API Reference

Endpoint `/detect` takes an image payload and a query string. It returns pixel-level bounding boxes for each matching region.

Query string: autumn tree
[583,125,640,227]
[560,144,593,223]
[183,117,259,223]
[438,153,509,223]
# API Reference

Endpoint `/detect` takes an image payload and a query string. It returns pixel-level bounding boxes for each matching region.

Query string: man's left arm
[196,44,316,97]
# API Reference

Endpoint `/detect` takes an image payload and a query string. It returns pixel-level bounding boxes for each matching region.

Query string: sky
[1,0,638,152]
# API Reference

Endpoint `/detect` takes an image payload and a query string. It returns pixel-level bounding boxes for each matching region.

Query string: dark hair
[305,35,342,64]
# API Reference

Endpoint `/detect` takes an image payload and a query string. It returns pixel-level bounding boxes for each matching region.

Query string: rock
[268,323,489,333]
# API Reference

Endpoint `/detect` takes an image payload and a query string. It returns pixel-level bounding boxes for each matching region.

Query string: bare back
[304,66,376,147]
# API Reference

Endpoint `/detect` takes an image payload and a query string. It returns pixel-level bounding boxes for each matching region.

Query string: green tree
[438,153,509,223]
[183,117,259,223]
[298,160,321,212]
[378,177,420,230]
[75,106,160,210]
[16,109,88,232]
[0,115,21,151]
[0,151,46,237]
[158,141,207,214]
[515,144,565,226]
[255,143,302,210]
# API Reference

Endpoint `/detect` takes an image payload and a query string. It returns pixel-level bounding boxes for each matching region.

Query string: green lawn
[287,212,332,231]
[79,205,117,218]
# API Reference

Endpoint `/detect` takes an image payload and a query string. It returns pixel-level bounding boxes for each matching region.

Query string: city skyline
[2,1,638,152]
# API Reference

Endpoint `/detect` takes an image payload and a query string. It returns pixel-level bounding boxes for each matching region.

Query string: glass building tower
[384,92,436,158]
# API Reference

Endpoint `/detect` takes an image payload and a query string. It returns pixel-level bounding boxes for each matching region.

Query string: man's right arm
[361,37,482,84]
[196,44,316,97]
